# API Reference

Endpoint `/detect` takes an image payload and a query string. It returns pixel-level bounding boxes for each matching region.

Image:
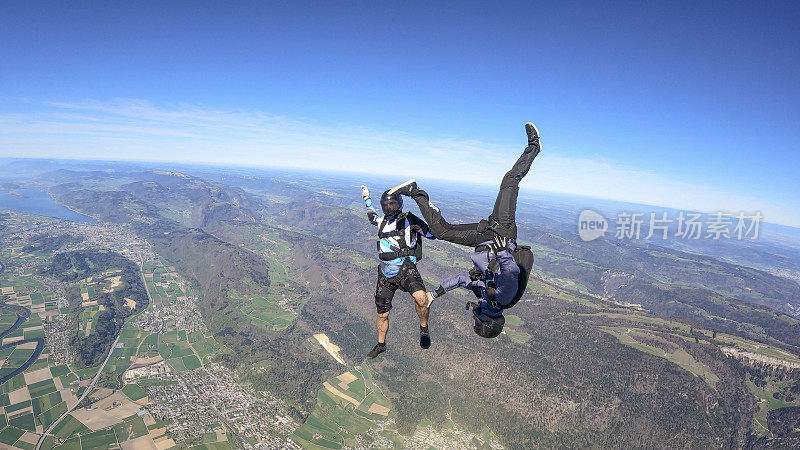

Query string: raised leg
[396,122,541,244]
[487,126,541,239]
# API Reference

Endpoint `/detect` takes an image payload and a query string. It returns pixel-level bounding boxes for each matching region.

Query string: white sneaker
[387,178,417,196]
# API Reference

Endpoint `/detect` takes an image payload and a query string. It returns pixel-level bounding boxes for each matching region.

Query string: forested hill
[43,249,148,367]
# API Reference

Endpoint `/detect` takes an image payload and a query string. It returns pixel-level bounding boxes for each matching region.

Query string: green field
[52,414,92,440]
[80,428,118,449]
[505,327,532,344]
[121,383,148,401]
[601,326,719,387]
[745,374,800,437]
[291,367,388,448]
[112,416,149,441]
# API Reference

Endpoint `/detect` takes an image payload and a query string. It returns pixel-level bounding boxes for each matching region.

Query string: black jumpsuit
[409,141,541,246]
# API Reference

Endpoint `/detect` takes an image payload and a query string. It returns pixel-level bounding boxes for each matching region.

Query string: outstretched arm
[361,185,379,226]
[437,273,479,296]
[424,272,480,308]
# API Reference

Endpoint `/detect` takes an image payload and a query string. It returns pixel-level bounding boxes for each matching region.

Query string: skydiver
[360,185,436,358]
[387,122,540,338]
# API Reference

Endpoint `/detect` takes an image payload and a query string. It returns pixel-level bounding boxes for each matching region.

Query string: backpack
[483,243,534,310]
[503,244,534,309]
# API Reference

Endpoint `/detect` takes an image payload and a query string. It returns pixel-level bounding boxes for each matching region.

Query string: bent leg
[409,188,483,246]
[411,290,429,327]
[488,143,541,238]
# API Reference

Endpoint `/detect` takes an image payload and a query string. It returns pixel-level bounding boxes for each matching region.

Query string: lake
[0,188,95,223]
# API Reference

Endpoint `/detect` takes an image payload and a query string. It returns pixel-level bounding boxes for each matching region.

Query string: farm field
[0,244,232,450]
[290,366,503,449]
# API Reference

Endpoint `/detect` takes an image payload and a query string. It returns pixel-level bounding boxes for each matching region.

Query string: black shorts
[374,265,426,314]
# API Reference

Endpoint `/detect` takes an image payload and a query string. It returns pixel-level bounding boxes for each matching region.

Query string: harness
[470,243,504,308]
[377,213,423,262]
[469,240,534,310]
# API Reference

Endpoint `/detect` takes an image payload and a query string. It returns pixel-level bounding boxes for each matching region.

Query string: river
[0,260,46,384]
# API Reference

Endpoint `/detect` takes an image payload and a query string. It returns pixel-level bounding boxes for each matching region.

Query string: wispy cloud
[1,99,797,227]
[0,99,508,181]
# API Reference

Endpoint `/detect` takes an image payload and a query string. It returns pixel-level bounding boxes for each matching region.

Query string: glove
[487,236,509,255]
[361,185,370,201]
[468,267,484,281]
[408,224,423,246]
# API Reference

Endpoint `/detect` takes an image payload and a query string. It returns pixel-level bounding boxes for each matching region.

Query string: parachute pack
[504,244,533,309]
[475,242,534,310]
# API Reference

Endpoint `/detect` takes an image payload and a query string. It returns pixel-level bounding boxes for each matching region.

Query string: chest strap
[377,214,413,260]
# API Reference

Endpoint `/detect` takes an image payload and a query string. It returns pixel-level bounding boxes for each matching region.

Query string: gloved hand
[487,236,509,255]
[408,224,423,246]
[468,267,484,281]
[361,185,370,201]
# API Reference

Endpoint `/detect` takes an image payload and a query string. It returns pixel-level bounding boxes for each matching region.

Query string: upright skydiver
[360,185,436,358]
[387,122,540,338]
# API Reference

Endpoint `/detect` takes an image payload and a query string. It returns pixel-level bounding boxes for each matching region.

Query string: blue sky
[1,1,799,226]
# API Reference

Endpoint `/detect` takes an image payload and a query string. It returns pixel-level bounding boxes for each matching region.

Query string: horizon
[3,155,800,236]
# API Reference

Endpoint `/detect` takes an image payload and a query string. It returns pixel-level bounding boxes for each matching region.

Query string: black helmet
[473,314,505,338]
[380,190,403,219]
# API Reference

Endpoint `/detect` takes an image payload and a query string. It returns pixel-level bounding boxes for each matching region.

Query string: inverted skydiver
[387,122,540,338]
[360,185,436,358]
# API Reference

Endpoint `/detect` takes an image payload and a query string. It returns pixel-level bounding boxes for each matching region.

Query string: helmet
[380,190,403,219]
[473,313,505,338]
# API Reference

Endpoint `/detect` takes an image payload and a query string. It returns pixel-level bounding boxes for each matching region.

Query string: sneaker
[361,185,370,201]
[525,122,540,147]
[387,178,417,196]
[367,342,386,358]
[419,326,431,349]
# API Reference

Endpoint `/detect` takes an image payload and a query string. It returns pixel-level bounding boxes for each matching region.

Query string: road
[0,247,126,448]
[35,253,149,449]
[34,324,121,449]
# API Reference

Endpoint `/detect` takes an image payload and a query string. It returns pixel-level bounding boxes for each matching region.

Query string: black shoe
[419,326,431,349]
[387,178,417,196]
[525,122,540,147]
[367,342,386,358]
